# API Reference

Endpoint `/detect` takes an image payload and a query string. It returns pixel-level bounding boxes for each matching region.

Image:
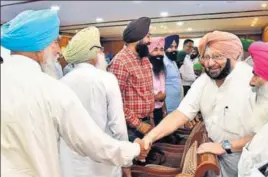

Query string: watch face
[223,140,231,149]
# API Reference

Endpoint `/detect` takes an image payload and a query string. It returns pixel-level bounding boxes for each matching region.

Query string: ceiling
[1,1,268,40]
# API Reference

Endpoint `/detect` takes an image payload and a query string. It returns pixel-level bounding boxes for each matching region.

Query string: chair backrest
[179,122,206,168]
[179,124,220,177]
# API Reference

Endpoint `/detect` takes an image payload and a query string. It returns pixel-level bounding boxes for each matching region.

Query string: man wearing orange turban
[238,42,268,177]
[143,31,257,177]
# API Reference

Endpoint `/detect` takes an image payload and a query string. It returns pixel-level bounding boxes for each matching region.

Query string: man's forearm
[231,135,254,152]
[144,110,189,142]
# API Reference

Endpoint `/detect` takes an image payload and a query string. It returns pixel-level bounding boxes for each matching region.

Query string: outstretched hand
[134,138,151,162]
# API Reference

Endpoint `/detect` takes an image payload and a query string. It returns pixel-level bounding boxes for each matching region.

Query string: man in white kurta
[1,9,144,177]
[59,26,130,177]
[238,42,268,177]
[143,31,256,177]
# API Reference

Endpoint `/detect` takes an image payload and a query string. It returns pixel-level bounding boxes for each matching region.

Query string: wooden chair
[131,122,220,177]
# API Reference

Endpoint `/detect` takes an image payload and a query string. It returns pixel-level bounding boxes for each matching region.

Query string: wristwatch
[222,140,232,154]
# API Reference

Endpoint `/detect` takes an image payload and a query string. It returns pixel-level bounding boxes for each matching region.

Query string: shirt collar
[74,62,96,70]
[124,47,140,60]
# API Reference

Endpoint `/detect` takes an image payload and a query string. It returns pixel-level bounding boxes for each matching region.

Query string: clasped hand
[134,138,151,162]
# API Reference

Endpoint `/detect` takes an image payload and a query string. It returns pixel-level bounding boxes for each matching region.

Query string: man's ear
[34,50,45,64]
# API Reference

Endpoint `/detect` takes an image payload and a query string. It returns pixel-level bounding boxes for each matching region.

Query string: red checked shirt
[108,47,154,128]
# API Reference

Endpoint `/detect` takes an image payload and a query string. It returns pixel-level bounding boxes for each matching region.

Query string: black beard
[165,51,177,61]
[136,42,149,59]
[205,58,231,80]
[149,55,164,76]
[190,54,198,60]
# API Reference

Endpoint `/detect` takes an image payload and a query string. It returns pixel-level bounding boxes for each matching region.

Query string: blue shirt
[164,55,181,113]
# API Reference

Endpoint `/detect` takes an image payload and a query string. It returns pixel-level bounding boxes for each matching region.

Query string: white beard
[96,53,108,71]
[40,48,59,79]
[248,83,268,132]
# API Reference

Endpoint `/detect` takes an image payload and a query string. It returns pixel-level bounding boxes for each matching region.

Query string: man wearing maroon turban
[238,42,268,177]
[143,31,257,177]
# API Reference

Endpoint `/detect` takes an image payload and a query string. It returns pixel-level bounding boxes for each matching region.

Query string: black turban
[123,17,151,43]
[164,35,179,51]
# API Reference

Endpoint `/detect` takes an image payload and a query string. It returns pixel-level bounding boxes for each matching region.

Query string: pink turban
[148,37,165,54]
[249,42,268,81]
[198,31,243,60]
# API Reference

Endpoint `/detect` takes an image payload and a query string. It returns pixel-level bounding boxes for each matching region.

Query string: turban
[123,17,151,43]
[193,62,203,72]
[63,26,101,64]
[248,42,268,81]
[240,38,255,52]
[198,31,242,60]
[1,9,59,52]
[164,35,179,51]
[148,37,165,53]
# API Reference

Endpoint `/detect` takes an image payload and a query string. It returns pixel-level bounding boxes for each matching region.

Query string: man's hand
[142,136,153,151]
[137,122,152,135]
[134,138,151,162]
[122,167,132,177]
[197,142,225,155]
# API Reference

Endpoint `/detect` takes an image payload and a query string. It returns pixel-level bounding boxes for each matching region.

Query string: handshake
[134,137,153,162]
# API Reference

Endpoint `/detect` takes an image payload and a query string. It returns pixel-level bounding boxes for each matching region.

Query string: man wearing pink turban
[143,31,257,177]
[148,37,167,126]
[238,42,268,177]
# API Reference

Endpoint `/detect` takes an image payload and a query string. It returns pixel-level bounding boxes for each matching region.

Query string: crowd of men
[1,8,268,177]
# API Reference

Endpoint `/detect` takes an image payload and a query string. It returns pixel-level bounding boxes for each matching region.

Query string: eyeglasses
[90,45,104,52]
[200,55,224,61]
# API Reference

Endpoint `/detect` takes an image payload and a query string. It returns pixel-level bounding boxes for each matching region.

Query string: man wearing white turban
[1,9,148,177]
[142,31,257,177]
[60,26,131,177]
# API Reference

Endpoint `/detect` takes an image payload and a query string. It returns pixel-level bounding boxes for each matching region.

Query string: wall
[101,40,125,55]
[59,35,72,49]
[262,25,268,42]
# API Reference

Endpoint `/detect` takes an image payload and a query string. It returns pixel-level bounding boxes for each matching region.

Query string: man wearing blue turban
[1,9,148,177]
[163,34,182,113]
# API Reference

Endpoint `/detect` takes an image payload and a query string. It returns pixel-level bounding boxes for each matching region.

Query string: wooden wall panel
[101,40,125,55]
[59,35,72,48]
[262,25,268,42]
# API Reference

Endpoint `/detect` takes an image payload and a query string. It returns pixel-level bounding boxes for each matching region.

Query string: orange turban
[198,31,243,60]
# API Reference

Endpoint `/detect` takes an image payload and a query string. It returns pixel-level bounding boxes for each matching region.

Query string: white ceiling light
[50,5,60,11]
[96,18,103,22]
[160,12,169,17]
[187,28,193,31]
[176,22,184,26]
[261,3,267,8]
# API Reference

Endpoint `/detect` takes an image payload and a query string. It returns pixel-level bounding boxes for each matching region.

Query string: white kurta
[179,55,198,86]
[177,61,256,177]
[238,98,268,177]
[1,55,140,177]
[60,63,129,177]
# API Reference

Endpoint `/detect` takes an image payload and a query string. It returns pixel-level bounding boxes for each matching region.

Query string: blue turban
[1,9,60,52]
[164,35,179,51]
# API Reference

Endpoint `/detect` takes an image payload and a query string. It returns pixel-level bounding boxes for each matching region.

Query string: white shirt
[178,62,256,143]
[238,123,268,177]
[180,55,197,86]
[60,63,129,177]
[238,97,268,177]
[1,55,140,177]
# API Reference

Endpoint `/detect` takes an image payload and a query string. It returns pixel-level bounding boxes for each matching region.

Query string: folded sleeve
[177,74,207,120]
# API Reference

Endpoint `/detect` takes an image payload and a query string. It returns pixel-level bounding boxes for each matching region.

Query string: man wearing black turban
[108,17,155,143]
[163,35,182,114]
